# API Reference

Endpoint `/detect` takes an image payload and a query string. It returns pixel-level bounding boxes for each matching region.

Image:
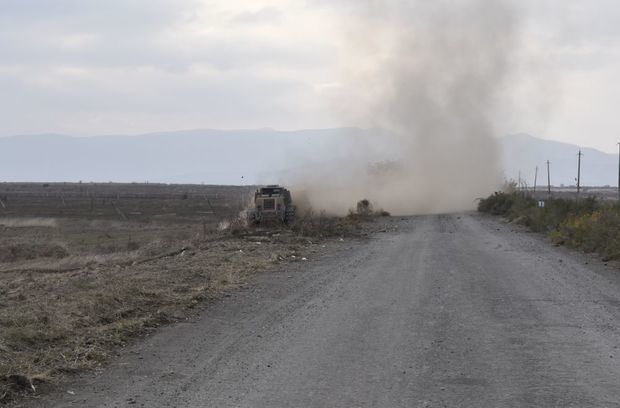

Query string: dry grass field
[0,183,372,404]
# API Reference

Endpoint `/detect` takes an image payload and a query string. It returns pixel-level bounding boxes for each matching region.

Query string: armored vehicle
[248,185,295,224]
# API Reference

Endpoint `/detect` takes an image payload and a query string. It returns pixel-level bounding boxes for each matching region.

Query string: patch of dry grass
[0,212,361,404]
[0,242,69,263]
[289,212,362,238]
[0,218,58,228]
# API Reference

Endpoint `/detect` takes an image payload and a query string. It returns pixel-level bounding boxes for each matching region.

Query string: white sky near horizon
[1,0,620,153]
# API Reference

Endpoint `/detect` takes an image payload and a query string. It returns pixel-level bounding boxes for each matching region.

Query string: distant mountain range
[501,133,618,187]
[0,128,385,185]
[0,129,617,186]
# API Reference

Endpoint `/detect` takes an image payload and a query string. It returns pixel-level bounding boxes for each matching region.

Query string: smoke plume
[286,0,521,216]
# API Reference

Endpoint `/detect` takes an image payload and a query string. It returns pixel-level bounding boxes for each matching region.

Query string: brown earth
[0,183,387,405]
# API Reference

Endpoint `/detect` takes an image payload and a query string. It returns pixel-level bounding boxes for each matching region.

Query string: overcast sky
[1,0,619,153]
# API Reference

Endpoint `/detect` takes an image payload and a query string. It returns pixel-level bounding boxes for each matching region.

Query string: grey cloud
[0,67,303,113]
[0,61,315,137]
[519,0,620,47]
[232,7,282,24]
[1,0,619,153]
[0,1,327,72]
[0,0,197,67]
[0,0,195,27]
[0,1,333,136]
[0,36,331,74]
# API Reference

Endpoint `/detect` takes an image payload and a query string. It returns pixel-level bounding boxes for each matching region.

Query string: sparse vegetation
[348,199,391,220]
[0,229,323,404]
[356,199,374,216]
[0,242,68,263]
[0,183,383,405]
[478,191,620,261]
[290,210,363,238]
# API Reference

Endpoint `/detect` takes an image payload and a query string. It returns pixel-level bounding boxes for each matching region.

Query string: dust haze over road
[288,0,521,216]
[32,214,620,407]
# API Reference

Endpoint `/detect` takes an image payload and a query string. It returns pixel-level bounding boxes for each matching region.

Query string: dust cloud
[286,0,521,216]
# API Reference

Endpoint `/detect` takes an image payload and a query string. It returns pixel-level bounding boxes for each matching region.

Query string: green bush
[478,192,520,215]
[553,204,620,261]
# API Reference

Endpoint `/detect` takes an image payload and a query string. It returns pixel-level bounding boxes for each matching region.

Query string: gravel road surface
[30,213,620,407]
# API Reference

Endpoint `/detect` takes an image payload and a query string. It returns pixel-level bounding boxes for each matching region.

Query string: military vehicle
[247,185,295,224]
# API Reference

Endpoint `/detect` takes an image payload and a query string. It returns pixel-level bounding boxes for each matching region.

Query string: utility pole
[533,166,538,194]
[577,149,583,196]
[546,160,551,197]
[617,142,620,200]
[518,170,522,192]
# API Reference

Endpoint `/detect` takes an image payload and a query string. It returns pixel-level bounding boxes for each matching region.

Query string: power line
[577,149,583,196]
[547,160,551,197]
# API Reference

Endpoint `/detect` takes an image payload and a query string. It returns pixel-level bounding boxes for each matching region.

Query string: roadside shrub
[477,192,510,215]
[477,192,533,216]
[553,205,620,260]
[356,199,373,216]
[350,199,391,219]
[479,192,620,261]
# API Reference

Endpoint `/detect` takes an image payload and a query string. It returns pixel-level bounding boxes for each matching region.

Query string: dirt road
[30,213,620,407]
